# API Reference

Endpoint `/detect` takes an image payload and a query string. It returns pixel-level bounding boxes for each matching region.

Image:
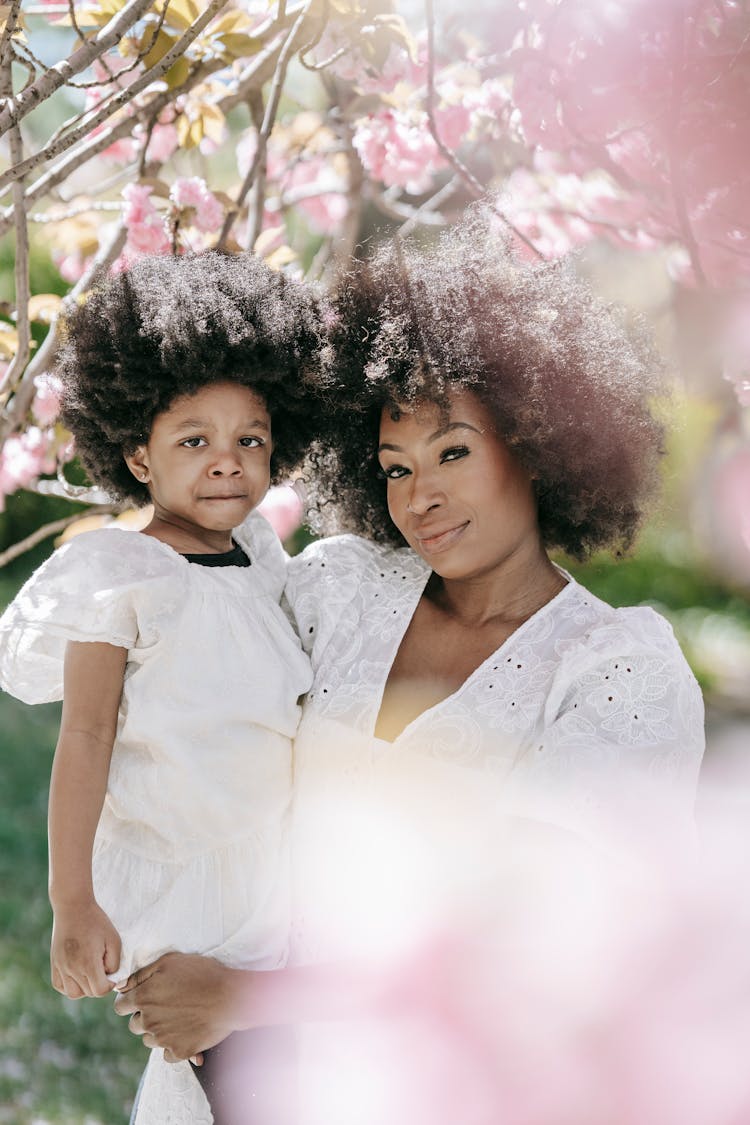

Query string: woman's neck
[426,542,566,630]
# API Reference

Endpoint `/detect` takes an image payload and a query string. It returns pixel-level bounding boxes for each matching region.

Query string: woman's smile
[414,521,470,554]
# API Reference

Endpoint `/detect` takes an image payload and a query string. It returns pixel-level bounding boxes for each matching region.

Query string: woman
[116,208,705,1121]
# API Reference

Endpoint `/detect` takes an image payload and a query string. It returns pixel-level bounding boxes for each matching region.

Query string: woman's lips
[415,521,469,554]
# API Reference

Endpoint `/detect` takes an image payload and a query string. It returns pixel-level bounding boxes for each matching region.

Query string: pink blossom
[169,177,225,234]
[0,427,56,498]
[122,183,170,257]
[353,109,446,195]
[144,122,179,164]
[52,249,94,284]
[257,485,303,542]
[32,372,64,426]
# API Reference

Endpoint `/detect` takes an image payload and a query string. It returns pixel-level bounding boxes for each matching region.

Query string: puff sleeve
[509,606,705,849]
[0,529,143,705]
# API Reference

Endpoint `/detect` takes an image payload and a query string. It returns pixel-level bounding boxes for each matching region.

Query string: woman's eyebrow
[377,421,481,454]
[427,421,482,443]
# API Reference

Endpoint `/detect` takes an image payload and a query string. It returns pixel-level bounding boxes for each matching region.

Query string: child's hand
[50,899,122,998]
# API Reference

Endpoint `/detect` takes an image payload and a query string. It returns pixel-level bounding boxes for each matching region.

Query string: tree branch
[217,0,314,249]
[0,221,128,441]
[0,0,21,71]
[0,0,229,195]
[424,0,545,260]
[244,88,267,251]
[667,10,707,286]
[0,52,31,403]
[0,0,155,137]
[0,507,119,569]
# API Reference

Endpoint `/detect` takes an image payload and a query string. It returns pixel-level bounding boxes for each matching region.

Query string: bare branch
[212,4,307,115]
[325,107,364,277]
[0,0,21,71]
[667,10,707,286]
[244,87,267,251]
[0,60,225,240]
[0,0,155,138]
[0,52,31,402]
[0,507,119,569]
[372,186,450,227]
[217,0,314,249]
[397,177,458,237]
[0,0,229,195]
[424,0,545,260]
[0,221,128,441]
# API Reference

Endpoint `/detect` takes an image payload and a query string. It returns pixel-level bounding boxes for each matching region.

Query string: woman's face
[377,389,541,581]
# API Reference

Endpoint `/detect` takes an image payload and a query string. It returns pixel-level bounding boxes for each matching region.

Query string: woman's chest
[302,593,564,766]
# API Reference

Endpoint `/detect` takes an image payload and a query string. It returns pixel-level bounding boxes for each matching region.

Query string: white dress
[0,511,312,1125]
[284,534,706,1124]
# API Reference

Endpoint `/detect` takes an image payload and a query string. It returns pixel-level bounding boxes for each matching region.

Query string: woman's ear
[124,447,150,485]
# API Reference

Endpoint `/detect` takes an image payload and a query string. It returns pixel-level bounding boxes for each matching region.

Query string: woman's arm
[48,640,127,998]
[114,952,387,1062]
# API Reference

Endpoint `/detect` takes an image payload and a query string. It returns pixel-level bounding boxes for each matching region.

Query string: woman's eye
[180,436,206,448]
[381,464,409,480]
[239,436,265,448]
[440,445,470,463]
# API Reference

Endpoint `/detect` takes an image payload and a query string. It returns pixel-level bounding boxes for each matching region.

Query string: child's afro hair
[56,251,331,506]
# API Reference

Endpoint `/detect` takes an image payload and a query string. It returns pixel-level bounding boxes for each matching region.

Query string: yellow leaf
[165,55,192,90]
[160,0,201,33]
[254,226,286,257]
[214,32,262,60]
[209,10,256,36]
[141,27,180,71]
[177,113,204,148]
[0,322,19,358]
[28,294,64,325]
[265,245,297,271]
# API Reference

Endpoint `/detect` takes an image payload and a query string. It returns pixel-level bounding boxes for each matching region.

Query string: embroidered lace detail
[133,1052,213,1125]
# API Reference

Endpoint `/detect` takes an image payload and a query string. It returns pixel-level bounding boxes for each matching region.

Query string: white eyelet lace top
[284,534,705,965]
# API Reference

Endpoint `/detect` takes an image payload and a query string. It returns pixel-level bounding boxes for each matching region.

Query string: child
[0,252,328,1124]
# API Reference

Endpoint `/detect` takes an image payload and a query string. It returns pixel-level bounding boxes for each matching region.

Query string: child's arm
[48,640,127,999]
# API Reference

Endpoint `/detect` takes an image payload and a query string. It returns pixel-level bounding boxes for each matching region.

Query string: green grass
[0,694,146,1125]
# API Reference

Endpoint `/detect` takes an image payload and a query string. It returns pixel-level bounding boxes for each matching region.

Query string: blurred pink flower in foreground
[257,485,303,542]
[280,792,750,1125]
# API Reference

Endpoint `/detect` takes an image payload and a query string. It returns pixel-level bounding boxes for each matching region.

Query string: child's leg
[191,1027,298,1125]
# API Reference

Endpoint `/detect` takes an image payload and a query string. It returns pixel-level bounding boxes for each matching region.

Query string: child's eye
[180,436,207,448]
[379,463,410,481]
[239,436,265,448]
[440,445,470,463]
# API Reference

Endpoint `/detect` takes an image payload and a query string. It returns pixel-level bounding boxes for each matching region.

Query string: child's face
[126,382,272,541]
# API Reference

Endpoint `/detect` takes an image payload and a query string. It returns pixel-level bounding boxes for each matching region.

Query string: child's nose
[209,450,242,475]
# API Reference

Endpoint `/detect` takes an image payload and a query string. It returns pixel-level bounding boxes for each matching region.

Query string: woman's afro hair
[307,204,667,560]
[56,251,331,507]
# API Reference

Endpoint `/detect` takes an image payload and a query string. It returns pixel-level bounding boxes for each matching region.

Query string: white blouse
[285,534,705,964]
[0,511,312,978]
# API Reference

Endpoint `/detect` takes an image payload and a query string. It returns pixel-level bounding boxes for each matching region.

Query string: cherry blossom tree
[0,0,748,564]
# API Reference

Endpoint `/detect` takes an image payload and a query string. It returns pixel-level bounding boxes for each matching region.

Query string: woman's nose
[405,474,442,515]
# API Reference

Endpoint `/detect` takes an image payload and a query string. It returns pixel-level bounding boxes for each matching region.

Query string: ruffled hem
[94,832,289,980]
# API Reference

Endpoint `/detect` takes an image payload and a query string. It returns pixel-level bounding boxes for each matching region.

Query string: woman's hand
[50,898,121,998]
[113,952,242,1063]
